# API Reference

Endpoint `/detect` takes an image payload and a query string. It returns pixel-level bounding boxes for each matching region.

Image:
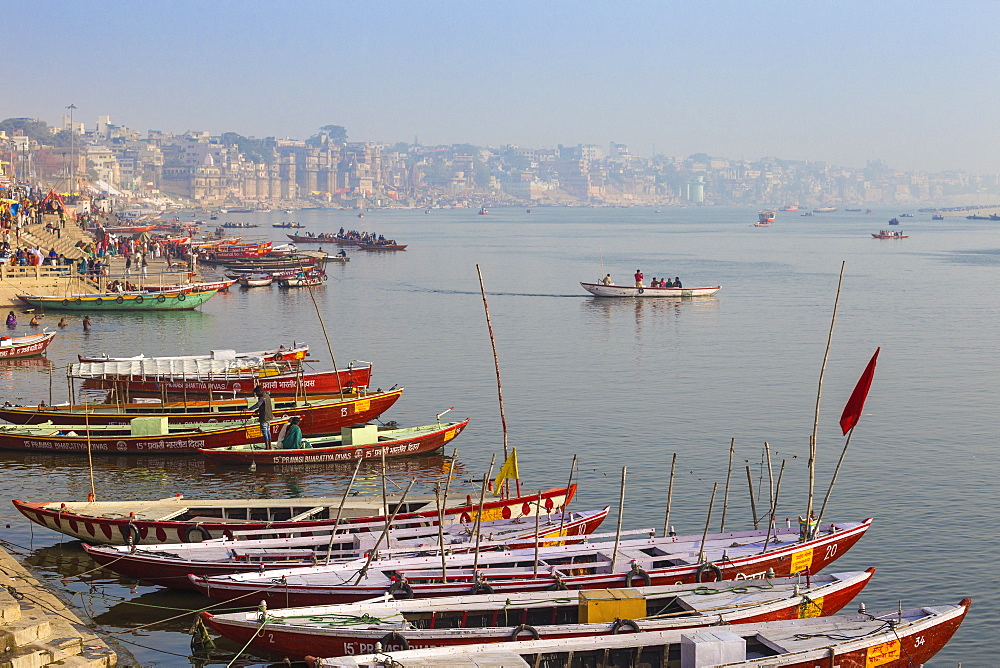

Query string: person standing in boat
[634,270,644,288]
[250,386,275,448]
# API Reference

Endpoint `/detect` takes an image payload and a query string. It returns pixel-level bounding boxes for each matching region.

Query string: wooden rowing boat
[140,279,236,293]
[16,289,220,311]
[71,360,373,396]
[236,274,273,287]
[0,388,403,436]
[80,507,609,588]
[0,416,288,454]
[306,598,971,668]
[201,570,874,660]
[0,330,57,359]
[277,272,327,288]
[358,243,407,251]
[77,343,309,363]
[199,418,469,465]
[12,485,577,546]
[188,518,872,606]
[580,283,721,298]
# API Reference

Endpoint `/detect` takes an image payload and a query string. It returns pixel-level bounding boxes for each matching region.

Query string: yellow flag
[493,448,519,490]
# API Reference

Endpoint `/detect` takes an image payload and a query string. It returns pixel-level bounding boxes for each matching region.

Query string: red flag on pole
[839,347,880,434]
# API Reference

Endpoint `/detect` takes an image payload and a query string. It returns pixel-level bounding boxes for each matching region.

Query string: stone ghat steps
[0,550,117,668]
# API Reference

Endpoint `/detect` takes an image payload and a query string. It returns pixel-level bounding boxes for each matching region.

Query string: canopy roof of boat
[69,357,272,378]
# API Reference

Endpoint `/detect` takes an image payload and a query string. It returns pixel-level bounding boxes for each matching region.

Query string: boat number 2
[267,633,275,644]
[824,544,838,560]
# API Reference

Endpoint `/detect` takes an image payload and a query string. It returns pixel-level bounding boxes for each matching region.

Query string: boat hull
[78,365,373,396]
[80,508,606,589]
[0,419,284,454]
[872,234,909,239]
[0,331,56,359]
[190,519,872,606]
[303,598,970,668]
[200,417,468,465]
[12,486,577,546]
[581,283,721,298]
[17,290,219,311]
[203,570,873,660]
[0,389,402,436]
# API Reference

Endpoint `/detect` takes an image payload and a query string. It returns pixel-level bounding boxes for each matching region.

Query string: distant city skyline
[6,1,1000,174]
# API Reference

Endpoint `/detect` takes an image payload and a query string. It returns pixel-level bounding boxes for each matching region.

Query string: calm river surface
[0,207,996,666]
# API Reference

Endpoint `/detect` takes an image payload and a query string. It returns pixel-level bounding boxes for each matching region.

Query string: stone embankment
[0,215,97,308]
[0,546,119,667]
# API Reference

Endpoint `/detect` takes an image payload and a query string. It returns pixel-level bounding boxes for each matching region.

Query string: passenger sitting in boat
[601,274,613,286]
[673,277,682,288]
[663,278,672,287]
[337,250,347,257]
[650,277,658,288]
[277,416,303,449]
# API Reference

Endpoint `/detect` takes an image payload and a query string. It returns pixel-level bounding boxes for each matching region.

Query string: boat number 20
[824,544,838,560]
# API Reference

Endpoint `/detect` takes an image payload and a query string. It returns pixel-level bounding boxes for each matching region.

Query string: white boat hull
[581,282,721,298]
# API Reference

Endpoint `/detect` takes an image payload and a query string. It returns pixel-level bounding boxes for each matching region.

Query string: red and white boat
[13,486,578,546]
[72,360,373,396]
[200,417,469,465]
[77,343,308,364]
[277,271,327,288]
[0,416,288,454]
[188,519,872,606]
[872,231,909,239]
[0,330,57,359]
[581,282,721,298]
[80,507,609,589]
[140,279,237,293]
[0,388,403,436]
[305,598,971,668]
[358,243,407,251]
[758,210,776,223]
[201,241,272,261]
[201,570,874,660]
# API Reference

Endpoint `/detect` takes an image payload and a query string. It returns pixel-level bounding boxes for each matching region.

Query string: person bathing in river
[5,311,16,329]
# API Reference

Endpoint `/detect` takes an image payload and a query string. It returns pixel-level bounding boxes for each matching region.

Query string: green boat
[16,289,220,311]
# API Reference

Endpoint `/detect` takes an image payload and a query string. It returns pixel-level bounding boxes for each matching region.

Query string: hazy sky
[5,1,999,173]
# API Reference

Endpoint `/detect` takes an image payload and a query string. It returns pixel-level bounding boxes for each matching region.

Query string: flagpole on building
[806,261,846,535]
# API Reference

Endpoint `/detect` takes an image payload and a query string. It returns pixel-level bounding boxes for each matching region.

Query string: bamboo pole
[610,466,627,571]
[352,479,415,585]
[557,454,577,537]
[663,453,677,536]
[85,403,95,502]
[471,454,496,577]
[325,458,363,563]
[815,429,856,531]
[761,460,786,555]
[745,465,759,529]
[533,490,541,578]
[381,447,389,530]
[440,448,458,518]
[764,442,775,514]
[720,439,734,532]
[476,265,518,497]
[435,483,448,583]
[697,483,718,565]
[808,261,845,530]
[305,281,339,391]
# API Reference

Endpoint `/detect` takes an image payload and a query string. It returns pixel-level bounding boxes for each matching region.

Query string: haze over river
[0,206,995,666]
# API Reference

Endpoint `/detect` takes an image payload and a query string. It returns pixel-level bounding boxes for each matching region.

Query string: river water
[0,206,995,666]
